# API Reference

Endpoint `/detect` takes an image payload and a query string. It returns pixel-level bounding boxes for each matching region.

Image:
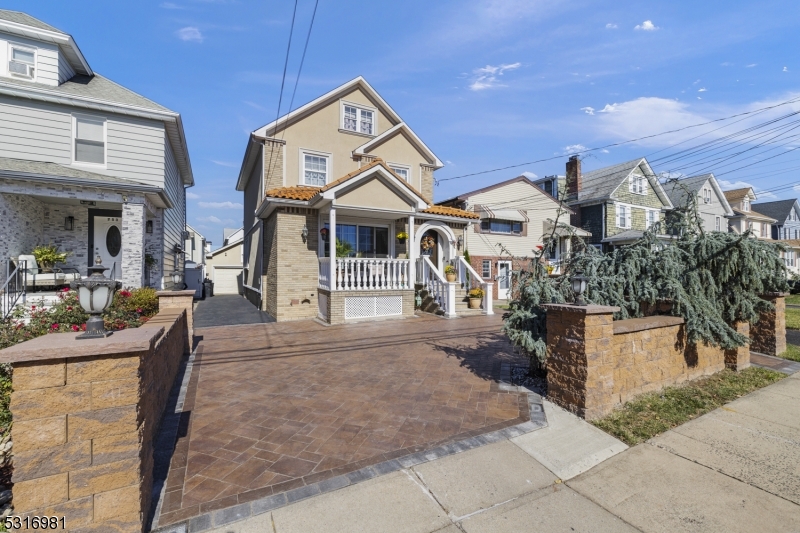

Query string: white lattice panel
[345,295,403,319]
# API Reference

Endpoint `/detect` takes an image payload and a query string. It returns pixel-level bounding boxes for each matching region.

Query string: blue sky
[9,0,800,245]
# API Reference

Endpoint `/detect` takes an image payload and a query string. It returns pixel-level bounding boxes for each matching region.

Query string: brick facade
[2,307,190,532]
[122,202,146,289]
[420,164,436,202]
[263,139,285,191]
[543,304,766,420]
[466,255,535,301]
[750,294,787,355]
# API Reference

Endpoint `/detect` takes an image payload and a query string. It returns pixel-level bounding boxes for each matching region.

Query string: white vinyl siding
[58,51,76,83]
[0,95,72,162]
[105,115,166,187]
[0,33,59,86]
[162,139,185,284]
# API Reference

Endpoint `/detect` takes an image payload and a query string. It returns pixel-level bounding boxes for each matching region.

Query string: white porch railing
[456,256,494,315]
[318,257,331,290]
[321,258,411,291]
[418,255,454,317]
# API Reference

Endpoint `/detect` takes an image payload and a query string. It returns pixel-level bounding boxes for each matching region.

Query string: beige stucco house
[437,176,589,300]
[236,77,492,323]
[724,187,776,239]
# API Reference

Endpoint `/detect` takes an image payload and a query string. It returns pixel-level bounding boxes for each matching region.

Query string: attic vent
[8,60,34,78]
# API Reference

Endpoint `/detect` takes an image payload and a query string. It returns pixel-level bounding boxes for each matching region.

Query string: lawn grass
[591,367,784,446]
[785,293,800,305]
[786,307,800,330]
[778,343,800,362]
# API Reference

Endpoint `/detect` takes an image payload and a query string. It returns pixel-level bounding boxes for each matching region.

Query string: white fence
[319,258,411,291]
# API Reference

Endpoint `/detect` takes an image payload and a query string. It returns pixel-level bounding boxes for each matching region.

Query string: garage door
[213,267,242,294]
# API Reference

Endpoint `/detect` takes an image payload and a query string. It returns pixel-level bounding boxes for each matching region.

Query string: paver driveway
[156,312,530,526]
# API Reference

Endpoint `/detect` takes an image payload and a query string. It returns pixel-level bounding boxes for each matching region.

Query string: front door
[497,260,512,300]
[93,216,122,279]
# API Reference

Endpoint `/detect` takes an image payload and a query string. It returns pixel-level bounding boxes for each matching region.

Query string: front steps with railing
[415,284,486,318]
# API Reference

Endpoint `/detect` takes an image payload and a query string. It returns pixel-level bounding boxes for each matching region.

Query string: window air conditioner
[8,61,34,78]
[704,197,710,204]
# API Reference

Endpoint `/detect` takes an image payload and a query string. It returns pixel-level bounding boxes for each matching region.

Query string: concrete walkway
[202,373,800,533]
[193,294,274,328]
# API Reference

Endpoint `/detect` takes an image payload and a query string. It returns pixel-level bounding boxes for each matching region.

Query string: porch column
[408,214,416,286]
[329,207,336,290]
[122,201,146,288]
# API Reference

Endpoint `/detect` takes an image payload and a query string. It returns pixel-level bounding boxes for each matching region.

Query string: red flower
[536,245,544,250]
[31,305,36,310]
[67,306,73,311]
[71,325,80,332]
[51,323,59,330]
[119,290,132,298]
[136,308,143,314]
[62,287,70,292]
[81,323,87,331]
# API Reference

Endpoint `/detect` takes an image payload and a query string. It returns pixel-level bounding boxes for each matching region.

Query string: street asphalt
[192,294,274,328]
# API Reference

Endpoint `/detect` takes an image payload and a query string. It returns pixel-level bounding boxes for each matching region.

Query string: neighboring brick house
[436,176,590,300]
[236,77,486,323]
[664,173,734,232]
[723,188,776,239]
[0,10,193,292]
[564,156,674,252]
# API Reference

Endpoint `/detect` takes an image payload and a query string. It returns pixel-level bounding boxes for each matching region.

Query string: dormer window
[341,102,375,135]
[628,175,646,195]
[8,45,36,79]
[743,198,750,211]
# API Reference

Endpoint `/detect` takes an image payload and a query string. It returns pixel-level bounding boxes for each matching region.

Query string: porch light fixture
[320,227,329,242]
[80,200,96,206]
[301,223,309,243]
[171,271,185,289]
[570,270,589,306]
[146,220,153,234]
[70,257,121,339]
[64,216,74,231]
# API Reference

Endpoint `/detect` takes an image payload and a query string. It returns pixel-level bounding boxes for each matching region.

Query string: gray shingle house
[564,156,674,251]
[664,173,734,233]
[752,199,800,241]
[0,10,193,290]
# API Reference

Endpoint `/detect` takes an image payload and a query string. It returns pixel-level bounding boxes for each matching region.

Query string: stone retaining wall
[0,307,189,533]
[543,302,778,420]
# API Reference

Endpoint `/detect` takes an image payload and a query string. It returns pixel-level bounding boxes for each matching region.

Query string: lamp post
[172,271,184,289]
[570,269,589,306]
[70,257,121,339]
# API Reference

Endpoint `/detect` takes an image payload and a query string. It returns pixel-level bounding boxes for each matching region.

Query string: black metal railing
[2,259,27,319]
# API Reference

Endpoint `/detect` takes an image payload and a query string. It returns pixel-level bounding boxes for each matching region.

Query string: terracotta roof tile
[264,185,320,201]
[320,158,431,203]
[421,205,480,219]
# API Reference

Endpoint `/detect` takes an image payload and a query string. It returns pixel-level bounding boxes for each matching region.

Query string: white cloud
[243,100,266,111]
[563,144,588,154]
[698,88,707,92]
[468,62,521,91]
[445,160,455,166]
[634,20,658,31]
[784,67,789,72]
[605,23,618,29]
[210,160,237,167]
[598,103,619,113]
[720,62,733,67]
[198,201,243,209]
[580,106,595,115]
[176,27,203,42]
[521,171,538,179]
[198,215,222,224]
[186,191,200,199]
[601,149,610,153]
[746,64,757,68]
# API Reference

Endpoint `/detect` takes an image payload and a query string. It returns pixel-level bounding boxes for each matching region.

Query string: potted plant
[396,231,409,244]
[421,235,436,256]
[33,244,69,272]
[444,264,457,282]
[145,253,159,271]
[468,287,484,309]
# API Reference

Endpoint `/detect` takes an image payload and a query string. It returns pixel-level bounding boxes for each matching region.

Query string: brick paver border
[150,359,547,533]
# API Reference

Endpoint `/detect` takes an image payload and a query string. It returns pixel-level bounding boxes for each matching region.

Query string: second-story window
[646,209,658,229]
[743,198,750,211]
[629,175,646,195]
[342,104,375,135]
[302,151,329,186]
[703,188,711,203]
[74,115,106,165]
[9,45,36,79]
[389,164,410,182]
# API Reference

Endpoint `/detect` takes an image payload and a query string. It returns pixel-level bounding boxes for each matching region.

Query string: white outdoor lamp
[70,257,121,339]
[570,269,589,306]
[172,271,183,287]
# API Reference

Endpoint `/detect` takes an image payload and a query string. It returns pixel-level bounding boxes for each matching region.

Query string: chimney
[566,156,582,229]
[566,156,581,199]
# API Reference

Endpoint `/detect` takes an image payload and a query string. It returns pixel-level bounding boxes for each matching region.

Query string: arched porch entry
[415,221,456,272]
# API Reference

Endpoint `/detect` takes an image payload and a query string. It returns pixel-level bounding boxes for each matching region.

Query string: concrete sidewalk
[203,373,800,533]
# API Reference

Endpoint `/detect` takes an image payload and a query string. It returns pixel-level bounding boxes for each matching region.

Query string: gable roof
[665,173,734,216]
[353,123,443,168]
[436,175,573,214]
[0,9,91,75]
[723,187,755,203]
[729,208,777,222]
[751,199,800,222]
[575,158,673,208]
[254,77,402,138]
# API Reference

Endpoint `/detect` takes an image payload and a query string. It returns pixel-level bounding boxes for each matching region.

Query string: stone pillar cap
[156,290,196,297]
[541,303,620,314]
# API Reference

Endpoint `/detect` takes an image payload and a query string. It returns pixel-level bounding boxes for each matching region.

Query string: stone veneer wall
[0,193,43,263]
[42,203,90,275]
[750,294,787,355]
[544,304,760,420]
[2,306,189,532]
[318,289,415,325]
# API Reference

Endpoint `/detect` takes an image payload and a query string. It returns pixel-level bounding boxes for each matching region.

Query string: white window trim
[628,174,648,196]
[71,113,108,169]
[481,260,492,279]
[715,216,721,232]
[299,148,332,187]
[339,100,378,137]
[7,42,37,82]
[615,202,633,229]
[387,162,411,182]
[645,208,659,229]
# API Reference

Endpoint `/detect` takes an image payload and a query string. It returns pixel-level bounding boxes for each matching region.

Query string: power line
[436,94,800,185]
